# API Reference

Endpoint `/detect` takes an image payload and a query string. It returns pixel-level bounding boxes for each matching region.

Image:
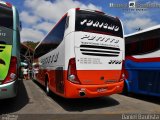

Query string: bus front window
[0,4,13,45]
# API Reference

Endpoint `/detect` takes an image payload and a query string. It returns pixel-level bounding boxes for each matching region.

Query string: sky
[4,0,160,42]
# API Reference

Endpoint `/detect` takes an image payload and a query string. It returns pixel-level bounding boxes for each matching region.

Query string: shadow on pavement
[0,80,29,115]
[51,93,120,112]
[33,80,120,112]
[123,93,160,105]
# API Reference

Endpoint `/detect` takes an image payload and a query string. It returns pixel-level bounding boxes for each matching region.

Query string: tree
[22,41,39,50]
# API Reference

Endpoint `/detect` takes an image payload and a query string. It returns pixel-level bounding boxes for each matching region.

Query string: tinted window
[34,16,66,58]
[125,29,160,56]
[0,27,13,45]
[65,16,69,29]
[0,4,13,29]
[76,10,123,38]
[126,38,160,56]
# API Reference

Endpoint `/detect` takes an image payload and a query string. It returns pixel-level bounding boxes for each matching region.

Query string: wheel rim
[46,82,49,93]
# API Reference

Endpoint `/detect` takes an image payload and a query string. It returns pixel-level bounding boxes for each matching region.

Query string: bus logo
[129,1,136,8]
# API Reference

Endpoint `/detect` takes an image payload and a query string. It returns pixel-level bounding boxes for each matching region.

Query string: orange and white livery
[33,8,125,98]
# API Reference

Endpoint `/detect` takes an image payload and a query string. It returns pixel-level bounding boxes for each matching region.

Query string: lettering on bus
[81,34,119,43]
[80,19,119,32]
[0,30,6,37]
[81,42,119,48]
[41,52,59,66]
[108,60,122,64]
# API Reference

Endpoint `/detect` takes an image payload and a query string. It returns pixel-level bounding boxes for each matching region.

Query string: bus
[33,8,125,98]
[0,1,21,99]
[124,25,160,97]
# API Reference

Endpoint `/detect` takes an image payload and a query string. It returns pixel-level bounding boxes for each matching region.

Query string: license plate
[97,88,107,92]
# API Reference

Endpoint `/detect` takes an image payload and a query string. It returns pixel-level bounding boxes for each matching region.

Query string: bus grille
[138,70,160,94]
[80,45,120,57]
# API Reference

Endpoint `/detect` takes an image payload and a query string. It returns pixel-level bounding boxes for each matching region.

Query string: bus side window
[126,38,160,56]
[65,16,69,29]
[34,16,67,59]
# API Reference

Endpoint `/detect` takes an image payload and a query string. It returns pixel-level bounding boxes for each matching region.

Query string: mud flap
[55,67,64,94]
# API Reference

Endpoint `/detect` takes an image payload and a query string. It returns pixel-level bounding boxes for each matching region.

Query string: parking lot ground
[0,80,159,119]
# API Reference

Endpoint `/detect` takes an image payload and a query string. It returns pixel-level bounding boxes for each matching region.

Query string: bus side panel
[40,69,66,98]
[37,36,66,95]
[48,70,55,91]
[125,56,160,96]
[124,60,140,93]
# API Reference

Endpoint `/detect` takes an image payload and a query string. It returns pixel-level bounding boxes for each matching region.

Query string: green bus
[0,1,21,99]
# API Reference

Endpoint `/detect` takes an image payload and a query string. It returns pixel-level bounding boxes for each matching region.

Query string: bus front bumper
[65,80,124,98]
[0,80,18,100]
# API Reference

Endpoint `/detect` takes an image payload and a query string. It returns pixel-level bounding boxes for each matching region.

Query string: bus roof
[125,24,160,38]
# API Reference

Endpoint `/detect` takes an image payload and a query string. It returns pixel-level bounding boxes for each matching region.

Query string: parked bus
[0,1,21,99]
[33,8,125,98]
[124,25,160,97]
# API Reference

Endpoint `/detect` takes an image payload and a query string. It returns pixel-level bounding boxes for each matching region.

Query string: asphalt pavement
[0,80,159,120]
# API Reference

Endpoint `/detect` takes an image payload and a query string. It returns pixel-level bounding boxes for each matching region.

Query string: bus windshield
[75,10,123,38]
[0,4,13,45]
[0,4,13,29]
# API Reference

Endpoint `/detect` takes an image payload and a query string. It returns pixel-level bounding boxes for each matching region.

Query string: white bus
[33,8,125,98]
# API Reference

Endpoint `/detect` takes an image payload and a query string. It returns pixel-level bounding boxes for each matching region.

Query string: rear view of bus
[0,2,21,99]
[33,8,124,98]
[65,9,125,98]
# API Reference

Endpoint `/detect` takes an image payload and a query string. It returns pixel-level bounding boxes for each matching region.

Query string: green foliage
[22,41,39,50]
